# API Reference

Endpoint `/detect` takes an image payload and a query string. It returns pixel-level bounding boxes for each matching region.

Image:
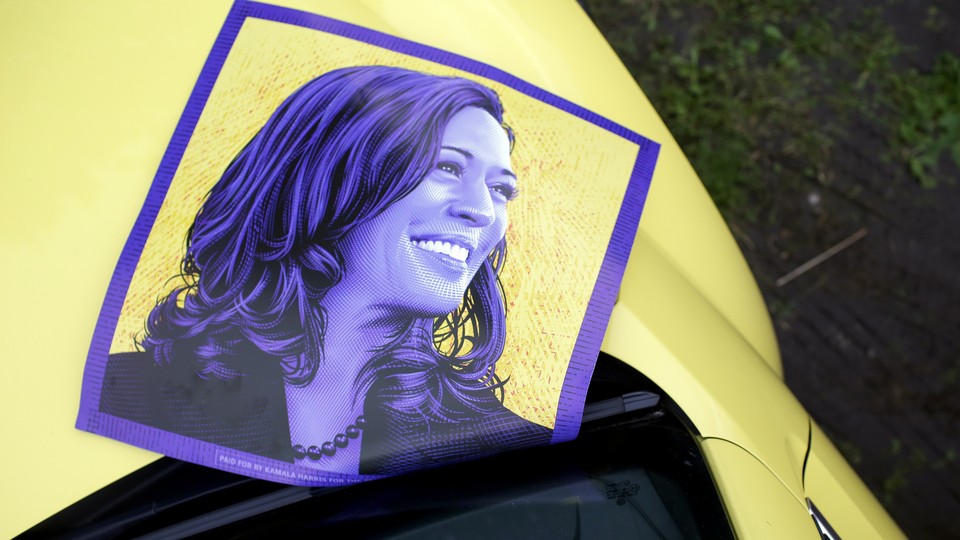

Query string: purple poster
[76,1,659,485]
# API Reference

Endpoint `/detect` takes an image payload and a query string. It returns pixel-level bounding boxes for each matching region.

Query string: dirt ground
[728,4,960,538]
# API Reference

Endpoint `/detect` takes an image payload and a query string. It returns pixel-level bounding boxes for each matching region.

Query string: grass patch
[890,54,960,187]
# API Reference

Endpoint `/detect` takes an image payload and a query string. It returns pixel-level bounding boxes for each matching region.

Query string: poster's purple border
[77,0,660,468]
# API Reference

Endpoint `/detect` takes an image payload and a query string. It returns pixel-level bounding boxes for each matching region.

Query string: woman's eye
[490,184,518,201]
[437,161,462,177]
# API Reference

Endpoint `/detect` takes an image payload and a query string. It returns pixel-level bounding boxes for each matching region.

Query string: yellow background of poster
[109,17,640,428]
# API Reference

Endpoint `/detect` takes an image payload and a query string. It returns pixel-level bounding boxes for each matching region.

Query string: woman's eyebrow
[442,145,474,159]
[441,145,517,179]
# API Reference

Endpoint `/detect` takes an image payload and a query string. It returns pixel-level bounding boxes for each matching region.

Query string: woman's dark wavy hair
[141,65,514,422]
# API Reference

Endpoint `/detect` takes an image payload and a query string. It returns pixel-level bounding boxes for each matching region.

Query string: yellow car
[1,1,903,538]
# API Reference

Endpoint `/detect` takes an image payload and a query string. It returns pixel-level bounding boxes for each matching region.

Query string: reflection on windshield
[197,412,732,540]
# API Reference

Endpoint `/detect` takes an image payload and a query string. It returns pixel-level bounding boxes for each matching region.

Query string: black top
[99,352,551,475]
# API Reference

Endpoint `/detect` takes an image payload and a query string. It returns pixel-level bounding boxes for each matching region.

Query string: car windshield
[25,356,733,539]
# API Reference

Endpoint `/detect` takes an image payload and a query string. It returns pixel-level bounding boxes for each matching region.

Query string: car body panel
[602,242,810,503]
[699,437,821,539]
[805,421,906,539]
[1,1,897,537]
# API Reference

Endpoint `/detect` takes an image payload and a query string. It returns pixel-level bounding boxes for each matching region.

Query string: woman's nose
[449,177,495,227]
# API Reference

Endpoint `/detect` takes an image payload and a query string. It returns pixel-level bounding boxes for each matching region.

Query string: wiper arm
[582,391,660,423]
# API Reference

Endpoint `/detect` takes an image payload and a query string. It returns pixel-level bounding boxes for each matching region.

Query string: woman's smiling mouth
[410,239,471,262]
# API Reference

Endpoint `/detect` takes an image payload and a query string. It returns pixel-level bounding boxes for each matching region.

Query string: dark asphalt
[733,2,960,537]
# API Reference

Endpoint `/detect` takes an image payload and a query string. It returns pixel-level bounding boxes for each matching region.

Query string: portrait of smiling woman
[99,65,552,476]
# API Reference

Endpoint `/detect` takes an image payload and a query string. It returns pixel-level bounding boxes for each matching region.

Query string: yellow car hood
[1,1,797,536]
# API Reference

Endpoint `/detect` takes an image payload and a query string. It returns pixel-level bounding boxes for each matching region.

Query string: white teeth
[411,239,470,262]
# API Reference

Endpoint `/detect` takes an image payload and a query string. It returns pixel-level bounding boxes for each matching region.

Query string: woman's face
[336,107,516,317]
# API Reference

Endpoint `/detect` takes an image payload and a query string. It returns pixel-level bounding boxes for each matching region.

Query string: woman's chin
[394,289,470,320]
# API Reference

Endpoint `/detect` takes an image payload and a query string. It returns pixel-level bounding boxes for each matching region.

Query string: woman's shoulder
[99,350,294,461]
[99,351,161,422]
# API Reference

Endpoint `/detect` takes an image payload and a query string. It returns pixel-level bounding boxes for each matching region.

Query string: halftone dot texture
[108,17,640,429]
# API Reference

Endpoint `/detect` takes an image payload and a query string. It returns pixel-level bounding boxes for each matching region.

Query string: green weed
[890,54,960,187]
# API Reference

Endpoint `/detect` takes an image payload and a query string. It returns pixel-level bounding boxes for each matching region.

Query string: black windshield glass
[179,413,731,539]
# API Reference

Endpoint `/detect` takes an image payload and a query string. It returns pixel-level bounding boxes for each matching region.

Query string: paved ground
[587,1,959,537]
[738,153,960,539]
[731,3,960,537]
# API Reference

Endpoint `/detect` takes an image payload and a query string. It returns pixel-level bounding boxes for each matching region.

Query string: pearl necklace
[292,415,366,460]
